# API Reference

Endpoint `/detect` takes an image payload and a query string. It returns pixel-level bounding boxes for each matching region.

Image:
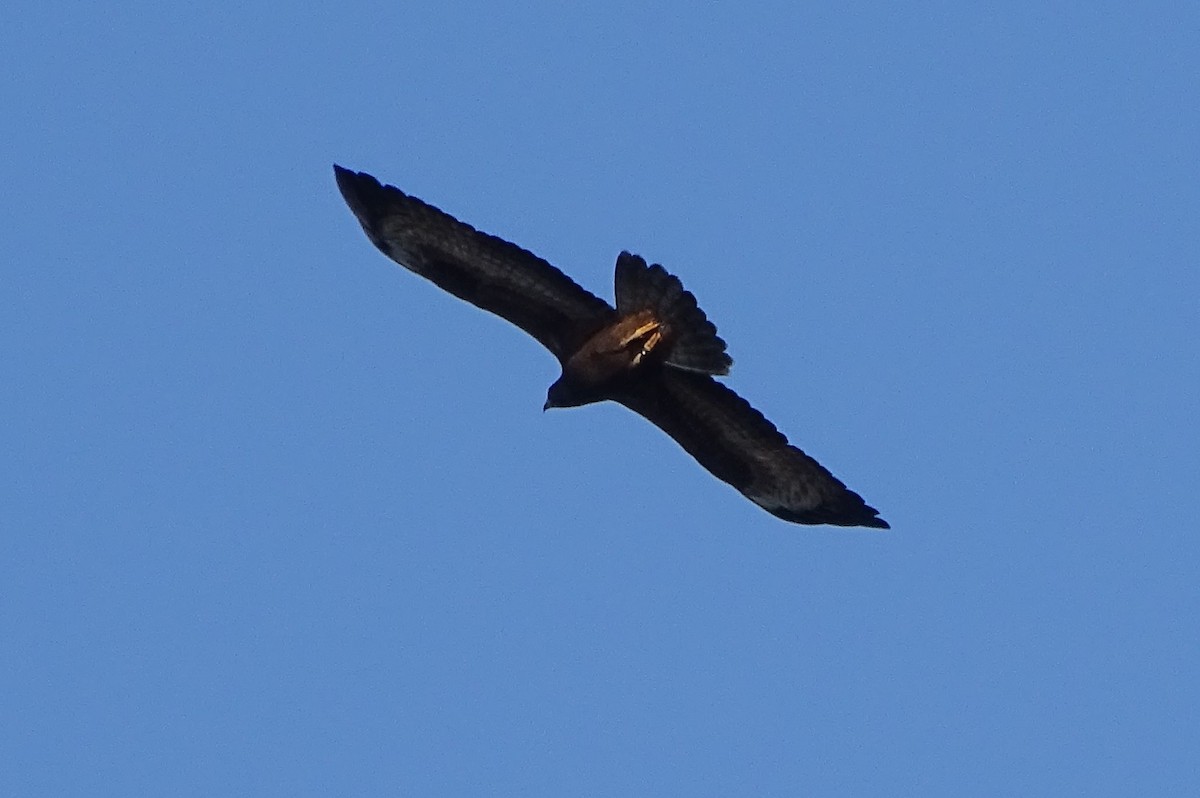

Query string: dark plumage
[334,165,889,529]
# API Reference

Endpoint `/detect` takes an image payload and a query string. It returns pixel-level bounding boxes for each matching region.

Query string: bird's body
[334,165,888,529]
[547,309,666,408]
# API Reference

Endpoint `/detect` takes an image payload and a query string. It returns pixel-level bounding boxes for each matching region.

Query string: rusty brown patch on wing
[614,309,670,366]
[616,311,660,345]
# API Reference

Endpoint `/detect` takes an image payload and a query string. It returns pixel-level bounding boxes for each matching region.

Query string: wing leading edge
[616,370,889,529]
[334,165,614,360]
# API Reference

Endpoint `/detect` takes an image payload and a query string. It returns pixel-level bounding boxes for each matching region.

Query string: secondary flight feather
[334,165,888,529]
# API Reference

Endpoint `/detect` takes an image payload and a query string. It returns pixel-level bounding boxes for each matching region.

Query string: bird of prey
[334,165,889,529]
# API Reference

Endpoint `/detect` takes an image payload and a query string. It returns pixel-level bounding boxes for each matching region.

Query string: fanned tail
[613,252,732,376]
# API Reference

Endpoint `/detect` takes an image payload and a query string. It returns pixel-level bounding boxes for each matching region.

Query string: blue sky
[3,1,1198,794]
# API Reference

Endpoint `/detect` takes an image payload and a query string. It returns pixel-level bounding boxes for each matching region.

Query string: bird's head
[543,375,588,411]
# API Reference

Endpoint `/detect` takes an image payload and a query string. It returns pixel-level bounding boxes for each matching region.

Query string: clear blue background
[4,2,1197,794]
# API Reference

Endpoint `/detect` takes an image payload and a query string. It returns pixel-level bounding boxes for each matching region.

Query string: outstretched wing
[615,370,889,529]
[334,166,614,360]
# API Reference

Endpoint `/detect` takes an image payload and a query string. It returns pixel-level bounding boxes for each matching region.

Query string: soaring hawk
[335,166,888,529]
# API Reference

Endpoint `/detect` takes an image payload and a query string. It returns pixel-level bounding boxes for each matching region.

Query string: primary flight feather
[334,165,888,529]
